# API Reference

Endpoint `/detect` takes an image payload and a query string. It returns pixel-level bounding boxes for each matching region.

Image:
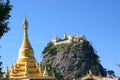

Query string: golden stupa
[5,16,55,80]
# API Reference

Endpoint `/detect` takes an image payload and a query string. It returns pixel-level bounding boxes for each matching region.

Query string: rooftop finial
[23,11,28,37]
[23,10,28,29]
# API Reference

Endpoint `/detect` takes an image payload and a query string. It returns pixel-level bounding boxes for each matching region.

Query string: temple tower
[17,15,35,62]
[6,16,55,80]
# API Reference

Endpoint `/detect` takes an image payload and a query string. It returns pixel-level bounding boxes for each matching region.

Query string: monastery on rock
[51,33,86,45]
[5,16,55,80]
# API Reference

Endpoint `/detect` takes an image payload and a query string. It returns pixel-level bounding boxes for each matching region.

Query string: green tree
[45,64,64,80]
[0,0,12,38]
[79,41,106,76]
[0,0,12,78]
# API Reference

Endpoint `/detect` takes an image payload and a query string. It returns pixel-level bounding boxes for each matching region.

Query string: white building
[51,33,86,45]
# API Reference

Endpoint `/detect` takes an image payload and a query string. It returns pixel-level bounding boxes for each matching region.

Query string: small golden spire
[36,62,39,68]
[11,67,14,74]
[5,66,10,78]
[39,64,43,76]
[43,66,49,77]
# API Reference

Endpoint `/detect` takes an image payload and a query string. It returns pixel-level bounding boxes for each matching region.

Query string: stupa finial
[23,11,28,31]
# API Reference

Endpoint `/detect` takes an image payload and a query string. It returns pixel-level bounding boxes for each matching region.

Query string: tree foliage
[0,0,12,38]
[77,41,106,77]
[0,0,12,78]
[106,70,115,78]
[45,63,64,80]
[42,42,80,55]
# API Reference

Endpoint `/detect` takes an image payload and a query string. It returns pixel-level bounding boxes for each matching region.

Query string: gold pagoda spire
[5,66,10,79]
[6,15,55,80]
[43,66,49,77]
[18,15,34,59]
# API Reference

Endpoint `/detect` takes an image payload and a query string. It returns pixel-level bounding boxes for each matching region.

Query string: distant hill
[41,37,106,79]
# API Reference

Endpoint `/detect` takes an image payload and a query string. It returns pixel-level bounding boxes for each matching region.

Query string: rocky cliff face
[41,40,106,80]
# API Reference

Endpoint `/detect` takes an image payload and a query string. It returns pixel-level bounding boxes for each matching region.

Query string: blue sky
[0,0,120,76]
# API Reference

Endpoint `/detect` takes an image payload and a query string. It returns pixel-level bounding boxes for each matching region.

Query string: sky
[0,0,120,76]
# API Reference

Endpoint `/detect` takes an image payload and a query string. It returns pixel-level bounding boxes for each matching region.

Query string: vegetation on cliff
[45,63,64,80]
[42,40,106,79]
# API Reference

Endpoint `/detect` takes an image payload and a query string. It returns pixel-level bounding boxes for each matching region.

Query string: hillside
[41,39,106,79]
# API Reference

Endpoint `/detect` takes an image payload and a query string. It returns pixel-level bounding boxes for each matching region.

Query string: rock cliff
[41,40,106,79]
